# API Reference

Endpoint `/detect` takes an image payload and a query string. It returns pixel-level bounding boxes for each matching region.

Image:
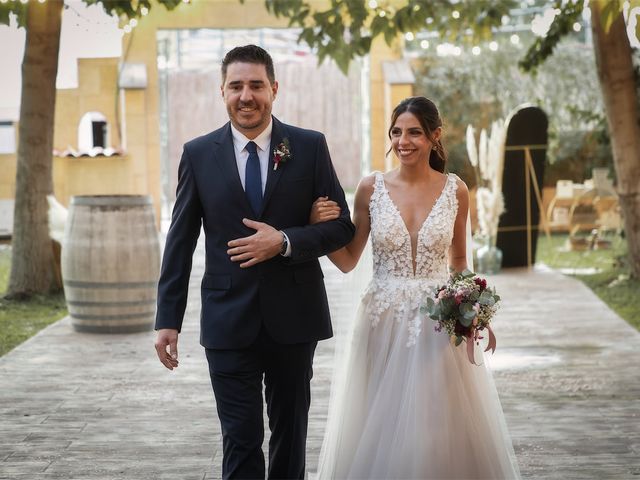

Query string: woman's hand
[310,196,341,224]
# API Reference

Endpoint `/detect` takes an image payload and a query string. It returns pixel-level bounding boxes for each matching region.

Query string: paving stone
[1,237,639,479]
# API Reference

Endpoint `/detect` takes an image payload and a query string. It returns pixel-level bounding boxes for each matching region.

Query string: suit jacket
[155,117,355,349]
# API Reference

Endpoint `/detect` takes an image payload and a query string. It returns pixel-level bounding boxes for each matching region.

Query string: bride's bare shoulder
[353,173,377,204]
[449,173,469,196]
[358,173,377,191]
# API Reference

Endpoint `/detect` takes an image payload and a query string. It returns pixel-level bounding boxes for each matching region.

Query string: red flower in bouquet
[421,269,500,365]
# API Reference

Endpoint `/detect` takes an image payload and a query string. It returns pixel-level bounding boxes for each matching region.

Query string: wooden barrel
[61,195,160,333]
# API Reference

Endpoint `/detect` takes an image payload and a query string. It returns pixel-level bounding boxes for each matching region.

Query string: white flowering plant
[466,122,506,244]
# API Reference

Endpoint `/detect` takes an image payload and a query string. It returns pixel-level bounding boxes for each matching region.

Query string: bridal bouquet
[422,270,500,365]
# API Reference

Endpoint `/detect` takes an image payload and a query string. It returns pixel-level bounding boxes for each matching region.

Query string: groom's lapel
[211,123,252,211]
[260,117,287,217]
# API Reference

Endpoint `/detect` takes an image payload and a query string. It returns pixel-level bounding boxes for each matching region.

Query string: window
[78,112,109,151]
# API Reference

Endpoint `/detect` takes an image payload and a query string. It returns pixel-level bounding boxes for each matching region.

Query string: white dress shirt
[230,121,272,194]
[229,120,291,256]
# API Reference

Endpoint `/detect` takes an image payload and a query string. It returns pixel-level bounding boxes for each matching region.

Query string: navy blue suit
[156,117,355,479]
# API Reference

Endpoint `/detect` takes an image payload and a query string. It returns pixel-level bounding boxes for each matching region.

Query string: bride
[311,97,520,479]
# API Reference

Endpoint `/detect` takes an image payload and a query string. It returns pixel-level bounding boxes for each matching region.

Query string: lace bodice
[365,172,459,344]
[370,171,459,281]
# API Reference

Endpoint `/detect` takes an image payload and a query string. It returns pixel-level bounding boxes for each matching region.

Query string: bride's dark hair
[387,96,447,173]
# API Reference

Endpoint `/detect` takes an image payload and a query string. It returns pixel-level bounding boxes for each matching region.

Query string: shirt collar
[230,118,273,153]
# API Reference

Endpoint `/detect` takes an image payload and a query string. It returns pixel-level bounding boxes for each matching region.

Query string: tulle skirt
[317,281,521,479]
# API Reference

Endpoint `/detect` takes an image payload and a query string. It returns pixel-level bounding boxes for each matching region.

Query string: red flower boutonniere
[273,138,292,171]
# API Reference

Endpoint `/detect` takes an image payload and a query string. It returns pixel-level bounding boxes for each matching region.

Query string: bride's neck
[396,162,438,184]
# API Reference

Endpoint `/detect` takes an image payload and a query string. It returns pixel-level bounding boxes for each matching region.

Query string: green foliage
[519,0,584,71]
[0,247,67,357]
[265,0,515,73]
[85,0,183,19]
[413,38,608,186]
[0,0,182,27]
[536,232,640,331]
[0,3,27,27]
[579,270,640,332]
[536,232,627,272]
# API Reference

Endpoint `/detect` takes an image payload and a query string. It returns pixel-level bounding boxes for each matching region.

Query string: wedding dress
[317,172,520,479]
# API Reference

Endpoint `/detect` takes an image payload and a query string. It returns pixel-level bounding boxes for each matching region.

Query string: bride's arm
[310,175,374,273]
[449,177,470,273]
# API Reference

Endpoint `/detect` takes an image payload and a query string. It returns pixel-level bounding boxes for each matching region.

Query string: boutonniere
[273,138,292,171]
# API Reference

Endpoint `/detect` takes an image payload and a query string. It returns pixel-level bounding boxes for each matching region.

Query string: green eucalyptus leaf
[478,291,495,306]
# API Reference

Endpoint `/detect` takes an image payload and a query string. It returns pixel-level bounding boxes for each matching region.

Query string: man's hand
[155,329,179,370]
[227,218,283,268]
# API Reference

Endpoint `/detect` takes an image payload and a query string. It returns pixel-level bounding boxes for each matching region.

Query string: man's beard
[228,104,269,131]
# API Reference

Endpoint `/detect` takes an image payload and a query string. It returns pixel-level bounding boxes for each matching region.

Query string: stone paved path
[1,239,639,479]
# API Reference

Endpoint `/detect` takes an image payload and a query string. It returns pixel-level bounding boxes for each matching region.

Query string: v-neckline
[381,173,450,275]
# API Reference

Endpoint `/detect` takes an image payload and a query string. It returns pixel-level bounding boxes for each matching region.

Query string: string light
[141,6,149,16]
[123,24,132,33]
[129,18,138,27]
[420,39,429,49]
[573,22,581,32]
[510,33,520,44]
[368,0,377,8]
[452,10,460,19]
[405,32,414,41]
[472,46,481,55]
[63,2,120,35]
[489,41,499,51]
[379,10,386,17]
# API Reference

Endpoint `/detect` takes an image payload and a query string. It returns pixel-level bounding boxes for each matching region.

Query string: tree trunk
[591,1,640,278]
[7,0,64,298]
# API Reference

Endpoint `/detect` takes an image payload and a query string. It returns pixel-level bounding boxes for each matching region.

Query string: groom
[154,45,354,479]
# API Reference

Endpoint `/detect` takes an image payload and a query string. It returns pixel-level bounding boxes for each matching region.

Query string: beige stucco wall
[0,154,17,199]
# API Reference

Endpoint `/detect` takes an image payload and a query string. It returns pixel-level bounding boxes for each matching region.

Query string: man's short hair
[221,45,276,84]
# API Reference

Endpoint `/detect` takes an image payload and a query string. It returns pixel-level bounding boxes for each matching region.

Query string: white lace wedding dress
[317,172,520,479]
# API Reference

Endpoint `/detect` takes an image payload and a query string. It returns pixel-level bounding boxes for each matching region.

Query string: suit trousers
[205,325,317,480]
